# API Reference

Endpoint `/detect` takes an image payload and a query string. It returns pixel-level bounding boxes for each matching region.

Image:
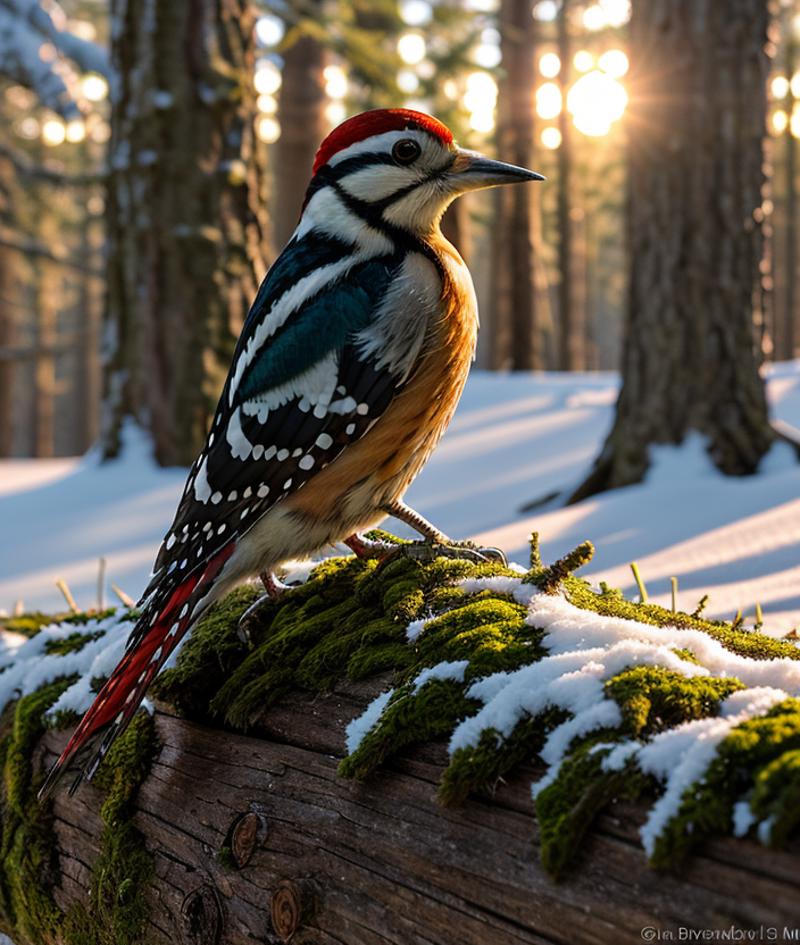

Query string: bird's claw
[237,572,290,642]
[375,539,508,569]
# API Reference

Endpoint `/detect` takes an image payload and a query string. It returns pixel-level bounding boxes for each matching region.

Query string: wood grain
[41,682,800,945]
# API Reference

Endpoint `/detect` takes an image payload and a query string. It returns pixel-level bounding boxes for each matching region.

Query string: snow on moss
[0,610,135,719]
[347,578,800,868]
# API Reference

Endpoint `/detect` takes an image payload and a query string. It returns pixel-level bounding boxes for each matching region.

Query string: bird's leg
[238,570,289,640]
[380,500,508,567]
[344,533,396,560]
[383,500,450,543]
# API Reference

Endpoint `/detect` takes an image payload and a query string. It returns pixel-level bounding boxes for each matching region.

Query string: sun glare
[535,82,562,120]
[568,70,627,136]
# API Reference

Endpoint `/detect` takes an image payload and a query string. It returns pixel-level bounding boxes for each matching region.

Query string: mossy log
[7,541,800,944]
[40,685,800,945]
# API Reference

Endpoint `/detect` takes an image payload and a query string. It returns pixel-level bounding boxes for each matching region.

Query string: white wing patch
[229,258,361,407]
[193,455,212,503]
[241,351,340,426]
[226,406,254,460]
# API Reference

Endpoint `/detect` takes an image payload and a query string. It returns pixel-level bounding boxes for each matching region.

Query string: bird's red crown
[312,108,454,176]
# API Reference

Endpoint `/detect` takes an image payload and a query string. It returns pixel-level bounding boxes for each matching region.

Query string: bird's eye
[392,138,421,166]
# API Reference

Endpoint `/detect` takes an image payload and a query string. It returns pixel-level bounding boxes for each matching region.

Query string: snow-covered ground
[1,365,799,635]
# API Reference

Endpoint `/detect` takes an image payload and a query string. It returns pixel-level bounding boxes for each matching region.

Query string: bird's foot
[344,533,398,560]
[376,539,508,569]
[237,571,290,642]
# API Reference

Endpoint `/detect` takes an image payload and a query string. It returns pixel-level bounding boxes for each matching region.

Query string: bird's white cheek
[382,181,451,232]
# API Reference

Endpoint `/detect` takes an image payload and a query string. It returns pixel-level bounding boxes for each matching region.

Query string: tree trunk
[0,153,15,458]
[38,688,800,945]
[783,6,797,360]
[273,15,328,250]
[488,0,542,371]
[102,0,269,467]
[556,0,584,371]
[570,0,776,503]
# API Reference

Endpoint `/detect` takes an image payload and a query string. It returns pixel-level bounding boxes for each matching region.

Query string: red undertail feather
[37,542,236,801]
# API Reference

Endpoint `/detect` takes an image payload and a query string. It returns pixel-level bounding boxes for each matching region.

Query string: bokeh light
[15,117,40,140]
[599,49,628,78]
[80,73,108,102]
[42,118,66,146]
[772,75,790,99]
[65,120,86,143]
[464,71,498,134]
[535,82,562,120]
[532,1,558,22]
[583,5,606,31]
[773,109,789,134]
[539,52,561,78]
[256,115,280,143]
[567,70,627,136]
[400,0,432,26]
[397,33,427,65]
[473,41,501,69]
[325,101,347,126]
[600,0,632,27]
[541,126,562,150]
[255,15,284,47]
[792,107,800,139]
[573,50,594,73]
[397,70,420,94]
[323,64,348,99]
[791,70,800,99]
[257,93,277,113]
[254,61,281,95]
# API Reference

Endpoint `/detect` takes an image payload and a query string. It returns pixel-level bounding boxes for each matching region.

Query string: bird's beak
[446,148,545,194]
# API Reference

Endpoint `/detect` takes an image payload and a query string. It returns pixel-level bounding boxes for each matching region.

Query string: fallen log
[40,685,800,945]
[4,541,800,945]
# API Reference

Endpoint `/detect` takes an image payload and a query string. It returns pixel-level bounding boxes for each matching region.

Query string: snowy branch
[0,0,112,118]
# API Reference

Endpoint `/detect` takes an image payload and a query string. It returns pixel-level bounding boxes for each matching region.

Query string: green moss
[0,671,156,943]
[605,666,744,737]
[440,710,566,806]
[0,613,61,637]
[535,738,650,879]
[0,678,74,943]
[650,698,800,866]
[563,575,800,661]
[749,747,800,846]
[44,630,106,656]
[61,712,157,945]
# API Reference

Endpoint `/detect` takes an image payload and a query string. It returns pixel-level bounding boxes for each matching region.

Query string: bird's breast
[286,237,478,524]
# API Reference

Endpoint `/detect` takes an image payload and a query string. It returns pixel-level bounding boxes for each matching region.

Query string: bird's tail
[38,542,236,801]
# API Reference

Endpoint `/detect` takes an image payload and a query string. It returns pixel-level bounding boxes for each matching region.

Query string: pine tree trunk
[570,0,776,502]
[784,10,797,360]
[556,0,584,371]
[103,0,269,467]
[0,153,15,458]
[488,0,542,371]
[273,15,327,250]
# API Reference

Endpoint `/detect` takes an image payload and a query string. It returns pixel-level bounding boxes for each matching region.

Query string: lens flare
[567,70,627,136]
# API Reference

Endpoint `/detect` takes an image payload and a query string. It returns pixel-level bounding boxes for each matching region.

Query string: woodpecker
[39,108,543,799]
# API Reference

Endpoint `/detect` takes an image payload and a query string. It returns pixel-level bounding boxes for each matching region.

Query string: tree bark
[273,14,328,250]
[783,5,797,360]
[39,682,800,945]
[102,0,269,467]
[0,152,16,458]
[556,0,584,371]
[570,0,776,503]
[488,0,543,371]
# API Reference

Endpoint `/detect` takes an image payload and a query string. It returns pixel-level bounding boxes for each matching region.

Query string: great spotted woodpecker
[39,108,543,798]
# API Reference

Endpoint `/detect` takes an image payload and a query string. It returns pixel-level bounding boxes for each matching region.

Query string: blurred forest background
[0,0,794,479]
